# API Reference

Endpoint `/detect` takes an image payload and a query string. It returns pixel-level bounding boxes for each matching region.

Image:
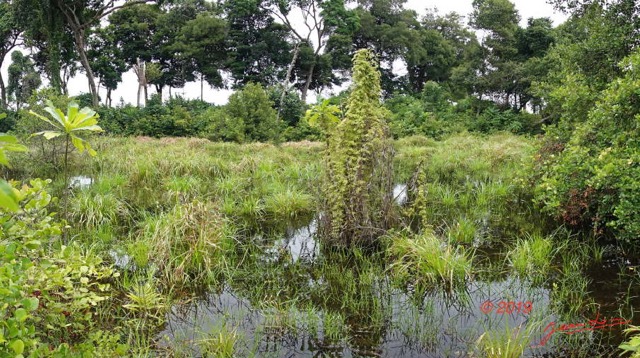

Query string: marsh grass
[198,324,240,358]
[508,233,553,277]
[70,190,130,231]
[14,134,620,356]
[402,134,539,244]
[476,319,542,358]
[388,230,474,287]
[447,217,477,244]
[137,200,234,287]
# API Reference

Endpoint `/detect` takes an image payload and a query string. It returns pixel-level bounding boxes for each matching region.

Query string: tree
[20,0,156,107]
[14,0,77,94]
[264,0,358,102]
[224,0,292,87]
[470,0,522,106]
[0,2,21,108]
[7,51,41,110]
[174,12,227,101]
[403,27,455,93]
[87,27,127,107]
[350,0,419,94]
[319,49,395,246]
[422,11,482,98]
[225,83,281,142]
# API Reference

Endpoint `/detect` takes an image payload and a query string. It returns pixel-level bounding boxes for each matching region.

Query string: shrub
[534,50,640,243]
[0,179,119,355]
[225,83,281,142]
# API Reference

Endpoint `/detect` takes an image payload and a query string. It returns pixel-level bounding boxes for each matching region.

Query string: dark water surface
[157,190,640,357]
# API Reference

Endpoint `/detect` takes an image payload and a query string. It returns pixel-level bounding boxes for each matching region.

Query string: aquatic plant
[388,230,473,287]
[476,320,540,358]
[198,324,240,358]
[136,200,234,287]
[508,234,553,276]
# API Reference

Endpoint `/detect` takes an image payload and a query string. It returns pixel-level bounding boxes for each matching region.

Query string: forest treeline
[0,0,629,137]
[1,0,640,241]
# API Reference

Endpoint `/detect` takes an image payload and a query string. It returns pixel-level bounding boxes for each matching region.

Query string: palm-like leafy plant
[30,100,102,158]
[30,101,103,234]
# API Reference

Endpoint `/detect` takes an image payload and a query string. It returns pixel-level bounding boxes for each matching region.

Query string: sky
[8,0,569,107]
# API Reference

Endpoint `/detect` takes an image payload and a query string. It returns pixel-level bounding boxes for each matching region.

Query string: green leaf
[0,180,19,212]
[9,339,24,354]
[28,110,59,129]
[21,297,39,311]
[71,135,85,153]
[14,308,27,322]
[32,131,63,140]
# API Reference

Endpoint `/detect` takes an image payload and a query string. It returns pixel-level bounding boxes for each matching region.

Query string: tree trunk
[134,59,147,107]
[74,31,99,107]
[279,43,301,119]
[155,84,163,99]
[301,62,316,103]
[107,88,112,107]
[0,72,6,109]
[144,84,148,105]
[200,75,204,102]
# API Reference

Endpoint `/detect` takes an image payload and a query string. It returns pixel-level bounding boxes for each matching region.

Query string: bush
[534,50,640,243]
[225,83,282,142]
[0,179,119,355]
[197,107,245,143]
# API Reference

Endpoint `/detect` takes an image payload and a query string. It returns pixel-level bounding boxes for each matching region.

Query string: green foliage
[7,51,41,110]
[508,234,553,276]
[30,100,103,157]
[304,99,341,136]
[198,107,245,143]
[387,229,473,287]
[534,50,640,242]
[225,83,281,142]
[0,116,26,211]
[620,326,640,358]
[268,86,307,127]
[320,49,395,246]
[0,179,119,356]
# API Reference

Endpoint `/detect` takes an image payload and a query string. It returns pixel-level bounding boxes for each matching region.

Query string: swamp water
[156,210,640,357]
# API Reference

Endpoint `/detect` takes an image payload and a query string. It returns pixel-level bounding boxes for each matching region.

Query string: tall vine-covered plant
[318,49,395,246]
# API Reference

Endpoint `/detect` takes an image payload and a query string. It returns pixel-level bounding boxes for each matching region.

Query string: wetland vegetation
[1,0,640,357]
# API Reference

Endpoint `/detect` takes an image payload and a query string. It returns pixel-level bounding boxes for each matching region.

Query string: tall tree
[264,0,358,101]
[7,51,41,110]
[15,0,76,94]
[30,0,156,107]
[87,27,127,107]
[224,0,292,87]
[350,0,420,94]
[422,11,482,98]
[173,11,227,101]
[0,2,21,108]
[470,0,521,105]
